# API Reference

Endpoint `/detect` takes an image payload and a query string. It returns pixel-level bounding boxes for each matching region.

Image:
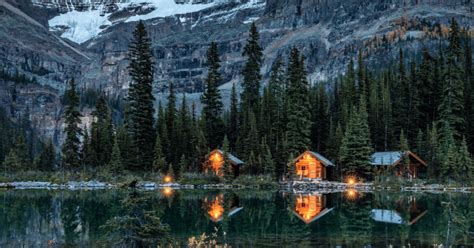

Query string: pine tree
[241,22,263,112]
[339,95,373,180]
[457,137,472,182]
[399,130,410,176]
[109,136,123,176]
[201,42,224,149]
[152,132,166,173]
[438,120,457,181]
[90,94,113,167]
[165,82,176,165]
[286,47,312,155]
[311,83,329,152]
[439,18,465,140]
[222,135,233,181]
[228,83,239,150]
[262,139,276,178]
[267,55,287,153]
[126,21,155,170]
[61,78,82,170]
[3,148,20,173]
[178,154,187,178]
[37,139,55,171]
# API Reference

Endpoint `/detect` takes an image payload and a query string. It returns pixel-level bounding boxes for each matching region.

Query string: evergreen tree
[457,137,472,182]
[262,139,276,178]
[109,136,123,176]
[3,148,21,173]
[399,130,410,177]
[201,42,224,148]
[286,47,312,155]
[165,82,177,165]
[37,139,55,171]
[222,135,233,181]
[178,154,187,178]
[241,22,263,112]
[152,132,166,173]
[90,94,113,167]
[339,95,373,180]
[61,78,82,170]
[227,83,239,150]
[439,18,465,140]
[311,83,329,152]
[126,21,155,170]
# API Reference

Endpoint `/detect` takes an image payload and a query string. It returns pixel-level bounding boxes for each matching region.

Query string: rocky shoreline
[0,180,472,193]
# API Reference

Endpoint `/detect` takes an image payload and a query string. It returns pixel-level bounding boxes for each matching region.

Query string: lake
[0,189,472,247]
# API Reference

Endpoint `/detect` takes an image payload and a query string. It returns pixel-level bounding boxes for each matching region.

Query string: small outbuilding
[203,149,244,177]
[289,151,335,180]
[371,151,427,179]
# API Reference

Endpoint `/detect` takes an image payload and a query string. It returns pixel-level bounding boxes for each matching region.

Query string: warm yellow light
[346,175,357,185]
[162,187,173,197]
[164,176,172,183]
[344,189,359,202]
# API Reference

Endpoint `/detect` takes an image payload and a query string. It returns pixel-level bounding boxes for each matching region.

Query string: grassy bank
[0,170,279,189]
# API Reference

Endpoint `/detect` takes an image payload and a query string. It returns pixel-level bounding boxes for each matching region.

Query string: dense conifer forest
[1,19,473,184]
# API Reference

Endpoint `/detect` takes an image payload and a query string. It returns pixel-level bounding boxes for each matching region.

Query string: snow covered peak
[46,0,223,44]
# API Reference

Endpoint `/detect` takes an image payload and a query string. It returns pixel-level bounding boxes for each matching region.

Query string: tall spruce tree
[241,22,263,112]
[61,78,82,170]
[37,139,55,171]
[90,94,113,167]
[339,95,373,180]
[227,83,239,150]
[286,47,312,155]
[439,18,465,141]
[201,42,224,148]
[126,21,155,170]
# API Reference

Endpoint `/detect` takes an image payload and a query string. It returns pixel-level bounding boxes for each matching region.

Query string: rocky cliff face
[0,0,472,142]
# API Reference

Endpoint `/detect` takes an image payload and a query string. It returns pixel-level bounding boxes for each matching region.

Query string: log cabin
[288,194,334,224]
[203,149,244,177]
[371,151,427,179]
[289,151,335,180]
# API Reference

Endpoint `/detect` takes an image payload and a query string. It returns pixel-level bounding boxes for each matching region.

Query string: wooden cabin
[371,151,427,179]
[203,149,244,177]
[288,194,334,224]
[289,151,335,180]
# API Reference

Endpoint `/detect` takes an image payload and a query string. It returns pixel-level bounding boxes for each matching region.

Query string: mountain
[0,0,472,143]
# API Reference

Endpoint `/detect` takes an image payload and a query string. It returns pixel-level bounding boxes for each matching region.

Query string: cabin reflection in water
[289,194,334,224]
[204,194,243,222]
[370,197,427,225]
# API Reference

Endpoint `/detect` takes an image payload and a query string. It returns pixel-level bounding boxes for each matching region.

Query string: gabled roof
[371,151,427,166]
[370,209,403,224]
[289,207,334,224]
[210,149,244,165]
[370,209,428,226]
[290,150,335,167]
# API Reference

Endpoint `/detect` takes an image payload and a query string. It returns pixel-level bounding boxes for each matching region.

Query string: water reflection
[289,193,333,224]
[371,196,428,225]
[0,189,472,247]
[204,193,243,222]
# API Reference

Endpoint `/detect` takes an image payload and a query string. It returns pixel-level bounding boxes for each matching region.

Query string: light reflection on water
[0,189,472,247]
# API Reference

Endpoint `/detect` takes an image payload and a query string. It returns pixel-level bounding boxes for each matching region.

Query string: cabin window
[301,166,306,170]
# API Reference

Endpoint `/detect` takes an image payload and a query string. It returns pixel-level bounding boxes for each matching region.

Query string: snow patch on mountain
[48,0,218,44]
[125,0,215,23]
[49,8,111,44]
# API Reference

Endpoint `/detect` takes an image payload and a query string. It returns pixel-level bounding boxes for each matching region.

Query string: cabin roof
[370,151,427,166]
[290,151,335,167]
[211,149,245,165]
[370,209,403,224]
[289,207,334,224]
[370,209,428,225]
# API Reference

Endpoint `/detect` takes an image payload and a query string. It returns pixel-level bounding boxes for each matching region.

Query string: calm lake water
[0,189,472,247]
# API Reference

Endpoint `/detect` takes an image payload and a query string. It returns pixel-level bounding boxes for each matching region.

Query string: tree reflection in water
[101,190,169,248]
